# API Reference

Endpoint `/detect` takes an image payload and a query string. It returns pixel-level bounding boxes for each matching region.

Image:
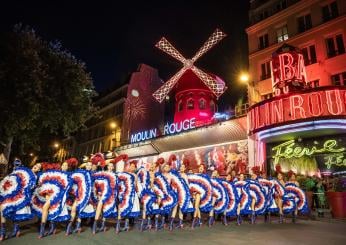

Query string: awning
[115,116,247,158]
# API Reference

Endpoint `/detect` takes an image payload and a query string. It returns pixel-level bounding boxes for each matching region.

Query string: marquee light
[257,119,346,141]
[153,29,227,102]
[248,87,346,134]
[271,139,345,165]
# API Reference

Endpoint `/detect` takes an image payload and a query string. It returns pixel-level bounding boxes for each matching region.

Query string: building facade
[57,64,164,161]
[247,0,346,105]
[246,0,346,177]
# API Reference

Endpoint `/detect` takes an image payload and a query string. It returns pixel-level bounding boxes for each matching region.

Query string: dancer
[247,166,266,224]
[114,155,139,233]
[286,170,308,223]
[0,160,41,240]
[137,161,160,231]
[271,164,286,223]
[234,172,250,225]
[188,164,213,229]
[65,158,92,235]
[91,153,117,234]
[31,162,71,238]
[152,159,177,230]
[169,159,193,230]
[209,170,229,227]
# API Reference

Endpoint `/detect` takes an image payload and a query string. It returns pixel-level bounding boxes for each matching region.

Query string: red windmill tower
[153,29,228,126]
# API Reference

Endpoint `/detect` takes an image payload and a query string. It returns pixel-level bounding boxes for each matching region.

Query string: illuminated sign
[248,87,346,134]
[272,139,345,165]
[271,47,309,96]
[324,153,346,169]
[130,118,196,143]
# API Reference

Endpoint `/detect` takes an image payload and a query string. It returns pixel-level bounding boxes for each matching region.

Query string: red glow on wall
[248,87,346,134]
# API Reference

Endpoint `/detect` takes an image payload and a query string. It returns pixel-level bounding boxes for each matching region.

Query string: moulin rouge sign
[248,46,346,134]
[130,118,196,143]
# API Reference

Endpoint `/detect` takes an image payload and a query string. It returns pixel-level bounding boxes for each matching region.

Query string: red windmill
[153,29,228,126]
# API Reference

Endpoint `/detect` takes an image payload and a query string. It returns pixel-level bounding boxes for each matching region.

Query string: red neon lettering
[255,106,265,129]
[296,54,306,81]
[289,95,306,120]
[264,103,270,126]
[271,99,284,124]
[326,90,343,115]
[279,53,295,81]
[308,92,323,117]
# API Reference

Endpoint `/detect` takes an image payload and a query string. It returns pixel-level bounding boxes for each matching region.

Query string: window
[301,45,317,65]
[326,34,345,58]
[187,99,194,110]
[309,79,320,88]
[260,61,271,80]
[258,34,269,49]
[199,99,206,110]
[331,72,346,86]
[178,100,183,112]
[276,25,289,43]
[262,93,273,100]
[297,14,312,33]
[210,101,215,112]
[322,1,339,22]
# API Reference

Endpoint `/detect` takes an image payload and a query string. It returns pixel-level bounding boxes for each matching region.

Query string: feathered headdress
[251,166,261,176]
[129,160,138,168]
[41,162,61,171]
[168,154,177,165]
[111,154,129,165]
[182,158,190,170]
[65,157,78,169]
[155,157,165,167]
[275,164,283,174]
[91,153,106,168]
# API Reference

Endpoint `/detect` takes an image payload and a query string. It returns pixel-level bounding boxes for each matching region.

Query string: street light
[29,153,34,157]
[239,72,250,84]
[109,121,117,130]
[53,142,59,149]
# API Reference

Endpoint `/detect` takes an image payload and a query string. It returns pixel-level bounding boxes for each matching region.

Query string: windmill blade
[191,29,226,63]
[191,66,227,98]
[153,67,187,103]
[156,37,187,64]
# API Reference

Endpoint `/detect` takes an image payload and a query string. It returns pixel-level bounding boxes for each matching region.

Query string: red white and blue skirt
[187,174,213,213]
[31,170,71,221]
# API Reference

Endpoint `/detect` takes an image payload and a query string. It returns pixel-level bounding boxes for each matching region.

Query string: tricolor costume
[0,157,310,240]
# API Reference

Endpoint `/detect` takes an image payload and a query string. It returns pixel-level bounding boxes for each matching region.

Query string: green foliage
[0,24,96,157]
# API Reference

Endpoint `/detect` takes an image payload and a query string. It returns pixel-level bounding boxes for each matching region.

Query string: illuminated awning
[115,116,247,157]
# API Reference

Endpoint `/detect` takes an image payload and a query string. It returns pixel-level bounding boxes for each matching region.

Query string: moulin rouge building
[113,0,346,178]
[246,0,346,177]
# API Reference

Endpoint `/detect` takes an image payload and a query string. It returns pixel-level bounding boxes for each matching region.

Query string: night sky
[1,1,250,109]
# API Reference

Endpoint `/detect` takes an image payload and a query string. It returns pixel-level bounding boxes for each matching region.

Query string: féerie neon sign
[272,139,345,165]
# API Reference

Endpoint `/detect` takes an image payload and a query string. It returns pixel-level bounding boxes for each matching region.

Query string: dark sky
[1,0,250,109]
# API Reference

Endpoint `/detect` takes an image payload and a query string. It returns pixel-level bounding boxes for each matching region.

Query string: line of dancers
[0,153,308,241]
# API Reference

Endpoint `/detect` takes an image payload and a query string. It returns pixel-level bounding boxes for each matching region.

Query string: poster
[136,140,248,176]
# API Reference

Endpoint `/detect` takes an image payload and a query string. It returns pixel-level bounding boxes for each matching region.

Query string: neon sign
[324,153,346,169]
[248,87,346,134]
[130,117,196,143]
[272,139,345,165]
[271,48,308,96]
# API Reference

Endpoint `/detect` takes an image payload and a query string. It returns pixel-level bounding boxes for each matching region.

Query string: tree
[0,24,96,171]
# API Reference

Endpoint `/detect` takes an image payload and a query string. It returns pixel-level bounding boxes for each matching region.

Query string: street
[3,219,346,245]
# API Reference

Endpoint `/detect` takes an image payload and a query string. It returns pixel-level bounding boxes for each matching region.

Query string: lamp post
[238,72,259,106]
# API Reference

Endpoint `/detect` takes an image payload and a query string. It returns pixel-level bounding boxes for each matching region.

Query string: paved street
[2,219,346,245]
